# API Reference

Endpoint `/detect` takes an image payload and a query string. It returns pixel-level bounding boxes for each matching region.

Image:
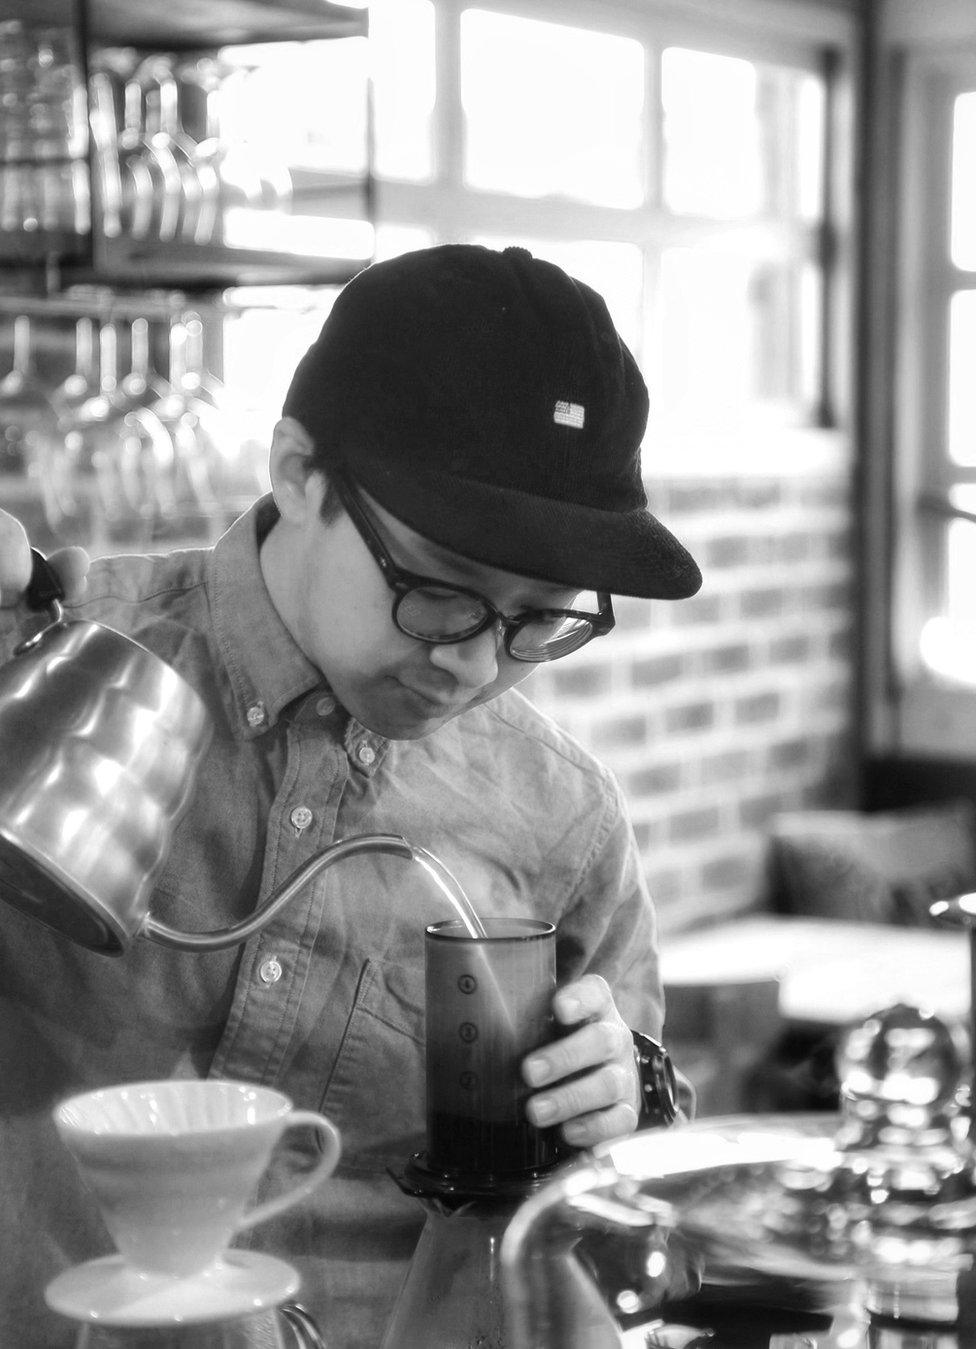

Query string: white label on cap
[553,400,585,429]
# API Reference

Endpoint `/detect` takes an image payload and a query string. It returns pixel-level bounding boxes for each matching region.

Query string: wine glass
[0,313,59,472]
[46,314,100,534]
[176,55,291,247]
[63,318,179,549]
[179,310,263,512]
[145,316,223,539]
[90,47,182,242]
[135,54,219,246]
[0,313,64,546]
[113,315,179,529]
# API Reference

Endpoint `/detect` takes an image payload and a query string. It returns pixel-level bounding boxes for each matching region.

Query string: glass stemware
[0,313,64,549]
[90,47,182,243]
[146,317,223,538]
[136,54,219,246]
[176,55,292,248]
[180,311,262,513]
[0,21,88,236]
[63,318,181,549]
[46,314,99,536]
[0,314,59,476]
[113,315,179,528]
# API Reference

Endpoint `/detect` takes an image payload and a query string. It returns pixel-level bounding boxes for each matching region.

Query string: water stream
[409,844,488,939]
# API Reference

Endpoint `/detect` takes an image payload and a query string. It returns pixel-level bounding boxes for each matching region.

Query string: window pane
[220,39,369,175]
[460,11,645,207]
[371,0,436,182]
[373,224,436,263]
[221,289,340,476]
[948,291,976,465]
[953,92,976,271]
[655,248,816,425]
[919,485,976,684]
[473,235,643,355]
[662,48,824,220]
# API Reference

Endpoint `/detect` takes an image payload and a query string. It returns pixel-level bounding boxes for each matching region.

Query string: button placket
[210,720,349,1086]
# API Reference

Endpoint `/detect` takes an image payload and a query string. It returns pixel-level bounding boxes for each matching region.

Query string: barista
[0,244,700,1348]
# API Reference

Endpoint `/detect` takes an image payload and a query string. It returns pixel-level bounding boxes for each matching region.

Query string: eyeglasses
[329,472,615,663]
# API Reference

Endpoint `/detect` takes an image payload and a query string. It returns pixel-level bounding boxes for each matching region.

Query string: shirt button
[357,743,376,766]
[246,702,267,729]
[259,957,283,985]
[315,695,335,717]
[290,805,313,832]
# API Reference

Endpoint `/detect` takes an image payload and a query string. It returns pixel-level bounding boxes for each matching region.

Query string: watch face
[634,1032,679,1126]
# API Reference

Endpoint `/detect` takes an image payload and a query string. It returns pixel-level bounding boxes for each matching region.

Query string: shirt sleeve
[554,763,664,1039]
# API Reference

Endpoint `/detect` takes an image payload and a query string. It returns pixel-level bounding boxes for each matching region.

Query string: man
[0,244,701,1346]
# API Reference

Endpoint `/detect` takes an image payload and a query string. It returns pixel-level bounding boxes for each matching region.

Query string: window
[370,2,838,453]
[459,12,645,207]
[223,2,846,474]
[884,45,976,750]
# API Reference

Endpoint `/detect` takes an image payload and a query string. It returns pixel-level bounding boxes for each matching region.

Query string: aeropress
[380,918,628,1349]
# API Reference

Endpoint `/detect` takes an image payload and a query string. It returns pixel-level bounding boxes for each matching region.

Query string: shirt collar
[208,496,323,739]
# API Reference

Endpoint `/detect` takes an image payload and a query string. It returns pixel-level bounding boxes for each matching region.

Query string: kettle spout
[143,833,419,952]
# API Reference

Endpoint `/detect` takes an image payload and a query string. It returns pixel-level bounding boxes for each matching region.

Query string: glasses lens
[396,585,491,641]
[508,615,595,662]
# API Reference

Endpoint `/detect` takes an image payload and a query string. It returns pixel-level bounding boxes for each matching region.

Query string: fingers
[525,1058,639,1146]
[46,546,91,602]
[0,513,90,609]
[0,512,32,607]
[524,1014,632,1094]
[522,975,641,1148]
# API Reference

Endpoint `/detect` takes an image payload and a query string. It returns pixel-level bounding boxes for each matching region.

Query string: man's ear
[268,417,321,523]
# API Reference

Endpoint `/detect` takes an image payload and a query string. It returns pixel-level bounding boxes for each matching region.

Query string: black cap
[282,244,701,599]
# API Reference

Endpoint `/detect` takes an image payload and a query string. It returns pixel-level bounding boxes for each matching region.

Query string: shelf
[3,0,373,294]
[0,231,88,270]
[91,0,368,48]
[71,236,368,290]
[20,0,368,49]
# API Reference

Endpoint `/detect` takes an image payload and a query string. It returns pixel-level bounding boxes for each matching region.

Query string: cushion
[768,801,976,925]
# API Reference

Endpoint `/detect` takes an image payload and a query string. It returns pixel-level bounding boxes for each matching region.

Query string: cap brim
[349,455,702,601]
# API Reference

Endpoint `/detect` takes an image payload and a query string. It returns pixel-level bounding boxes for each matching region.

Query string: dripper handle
[234,1110,341,1235]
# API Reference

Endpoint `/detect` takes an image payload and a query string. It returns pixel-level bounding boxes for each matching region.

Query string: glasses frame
[329,471,615,662]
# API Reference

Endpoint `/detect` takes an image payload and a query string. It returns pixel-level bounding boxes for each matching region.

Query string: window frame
[871,36,976,757]
[371,0,857,472]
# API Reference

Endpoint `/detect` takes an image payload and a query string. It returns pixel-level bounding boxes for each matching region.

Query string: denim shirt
[0,498,662,1348]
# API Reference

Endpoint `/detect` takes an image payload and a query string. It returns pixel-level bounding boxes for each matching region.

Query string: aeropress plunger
[381,918,568,1348]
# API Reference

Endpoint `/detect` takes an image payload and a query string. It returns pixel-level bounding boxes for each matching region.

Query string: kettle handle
[25,549,66,617]
[14,551,66,655]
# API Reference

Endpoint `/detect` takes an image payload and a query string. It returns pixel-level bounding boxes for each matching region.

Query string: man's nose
[425,623,503,687]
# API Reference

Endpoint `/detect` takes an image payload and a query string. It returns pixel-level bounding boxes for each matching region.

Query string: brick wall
[526,453,860,936]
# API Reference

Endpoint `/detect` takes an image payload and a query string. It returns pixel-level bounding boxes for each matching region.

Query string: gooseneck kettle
[0,551,428,955]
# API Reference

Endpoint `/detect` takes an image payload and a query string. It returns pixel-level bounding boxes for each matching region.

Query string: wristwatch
[631,1029,679,1127]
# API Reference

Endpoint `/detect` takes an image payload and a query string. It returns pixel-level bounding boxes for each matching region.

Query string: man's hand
[522,974,641,1149]
[0,509,90,608]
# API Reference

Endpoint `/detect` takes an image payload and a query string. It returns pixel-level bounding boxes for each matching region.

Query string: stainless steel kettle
[0,555,462,956]
[0,550,213,953]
